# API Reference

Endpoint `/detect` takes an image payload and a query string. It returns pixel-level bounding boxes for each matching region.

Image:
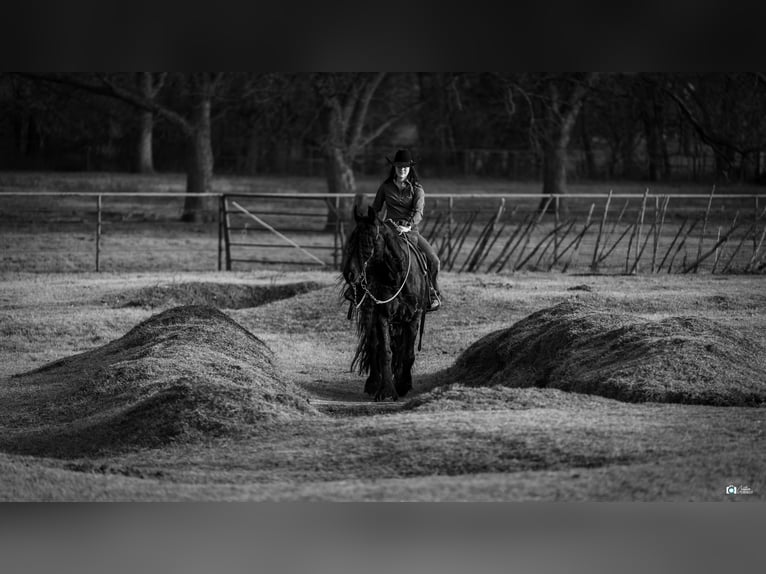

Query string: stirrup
[427,289,441,312]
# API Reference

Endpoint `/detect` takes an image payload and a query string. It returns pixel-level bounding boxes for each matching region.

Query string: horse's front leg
[394,311,420,398]
[364,312,380,396]
[375,311,397,402]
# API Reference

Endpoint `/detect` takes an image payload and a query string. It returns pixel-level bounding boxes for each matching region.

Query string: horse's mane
[379,222,408,277]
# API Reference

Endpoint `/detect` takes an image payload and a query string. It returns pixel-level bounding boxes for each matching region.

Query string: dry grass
[1,270,765,500]
[403,385,620,412]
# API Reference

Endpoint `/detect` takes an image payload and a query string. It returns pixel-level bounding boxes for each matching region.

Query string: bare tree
[501,72,600,214]
[239,73,319,175]
[135,72,166,174]
[313,73,420,228]
[637,74,671,181]
[586,73,656,180]
[16,72,279,222]
[666,73,766,181]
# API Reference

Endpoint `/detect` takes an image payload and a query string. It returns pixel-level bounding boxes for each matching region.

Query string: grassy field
[1,269,764,501]
[1,172,764,500]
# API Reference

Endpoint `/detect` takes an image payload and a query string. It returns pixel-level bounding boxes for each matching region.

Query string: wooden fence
[421,191,766,275]
[1,191,765,274]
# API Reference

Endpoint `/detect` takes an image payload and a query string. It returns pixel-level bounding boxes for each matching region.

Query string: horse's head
[342,205,383,287]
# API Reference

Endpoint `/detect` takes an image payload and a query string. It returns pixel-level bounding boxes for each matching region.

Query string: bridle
[351,220,411,308]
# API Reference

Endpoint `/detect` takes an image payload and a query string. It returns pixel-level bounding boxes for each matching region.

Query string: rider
[371,149,441,311]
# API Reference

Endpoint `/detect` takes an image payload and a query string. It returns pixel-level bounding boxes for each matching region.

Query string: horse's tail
[350,302,374,375]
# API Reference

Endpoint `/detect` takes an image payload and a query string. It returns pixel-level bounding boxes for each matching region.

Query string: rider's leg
[416,233,441,308]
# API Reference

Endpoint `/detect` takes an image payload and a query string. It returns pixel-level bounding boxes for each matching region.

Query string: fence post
[695,185,715,274]
[217,194,223,271]
[447,196,454,266]
[223,195,232,271]
[590,190,612,272]
[652,196,660,273]
[95,194,102,272]
[334,195,340,269]
[634,189,649,274]
[554,195,560,262]
[652,196,670,273]
[755,196,760,253]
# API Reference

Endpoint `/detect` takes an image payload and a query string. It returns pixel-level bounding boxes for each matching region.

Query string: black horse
[341,206,431,401]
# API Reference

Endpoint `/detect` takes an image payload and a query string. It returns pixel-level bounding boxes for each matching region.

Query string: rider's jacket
[371,178,425,231]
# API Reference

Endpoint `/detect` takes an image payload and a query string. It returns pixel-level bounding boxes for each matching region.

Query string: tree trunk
[135,72,156,174]
[646,129,661,181]
[315,73,392,231]
[136,109,154,173]
[662,135,671,179]
[621,135,636,178]
[324,146,357,231]
[642,86,666,182]
[540,142,568,216]
[17,113,30,157]
[244,126,259,175]
[539,114,574,217]
[715,151,733,181]
[579,105,598,179]
[537,74,596,218]
[182,99,214,223]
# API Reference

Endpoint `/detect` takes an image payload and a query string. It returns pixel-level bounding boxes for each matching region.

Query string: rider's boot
[427,275,441,312]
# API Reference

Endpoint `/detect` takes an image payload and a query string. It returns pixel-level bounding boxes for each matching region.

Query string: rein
[355,221,412,308]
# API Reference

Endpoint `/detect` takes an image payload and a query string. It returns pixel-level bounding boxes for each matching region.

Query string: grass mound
[3,305,317,456]
[105,281,323,309]
[444,300,766,406]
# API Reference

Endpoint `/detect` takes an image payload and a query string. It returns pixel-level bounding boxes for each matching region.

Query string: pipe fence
[1,191,765,275]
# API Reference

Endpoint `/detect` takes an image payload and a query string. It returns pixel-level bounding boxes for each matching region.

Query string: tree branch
[665,84,744,159]
[559,73,598,136]
[340,80,361,135]
[350,72,386,149]
[17,72,194,136]
[357,100,425,151]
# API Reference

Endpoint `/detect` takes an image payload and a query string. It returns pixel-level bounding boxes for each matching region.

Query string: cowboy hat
[386,149,416,167]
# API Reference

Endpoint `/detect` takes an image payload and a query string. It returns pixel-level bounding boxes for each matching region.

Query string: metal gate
[219,193,346,270]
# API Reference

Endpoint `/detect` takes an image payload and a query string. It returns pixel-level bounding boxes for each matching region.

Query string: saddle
[402,233,430,278]
[385,220,429,276]
[387,221,440,312]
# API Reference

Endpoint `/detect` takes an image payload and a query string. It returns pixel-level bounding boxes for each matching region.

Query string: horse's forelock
[355,219,380,252]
